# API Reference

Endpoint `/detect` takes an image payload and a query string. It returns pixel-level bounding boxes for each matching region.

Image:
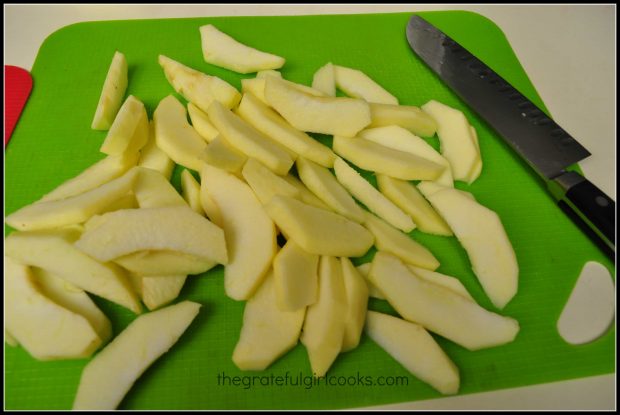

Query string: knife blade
[406,15,615,258]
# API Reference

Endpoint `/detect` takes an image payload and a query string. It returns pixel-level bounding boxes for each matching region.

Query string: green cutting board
[5,11,615,410]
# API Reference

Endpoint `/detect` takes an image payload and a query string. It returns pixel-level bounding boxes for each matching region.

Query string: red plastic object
[5,65,33,147]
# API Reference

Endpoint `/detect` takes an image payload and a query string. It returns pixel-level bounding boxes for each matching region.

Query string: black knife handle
[550,171,615,259]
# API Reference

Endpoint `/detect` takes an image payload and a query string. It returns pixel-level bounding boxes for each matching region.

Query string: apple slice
[5,229,141,313]
[256,70,282,79]
[365,311,459,395]
[296,157,364,222]
[376,175,452,236]
[356,263,385,300]
[31,267,112,343]
[5,257,103,360]
[312,62,336,96]
[242,77,325,105]
[207,100,294,175]
[340,258,369,352]
[98,193,138,214]
[5,167,138,231]
[264,195,374,257]
[417,183,518,309]
[199,168,224,227]
[200,24,285,74]
[76,206,227,264]
[467,125,482,183]
[281,175,330,210]
[180,169,203,214]
[333,158,415,232]
[421,100,479,183]
[92,51,127,130]
[273,240,319,311]
[369,103,437,137]
[242,158,300,205]
[114,251,216,276]
[154,95,208,172]
[359,125,453,186]
[203,136,248,174]
[233,271,305,370]
[407,265,474,302]
[158,55,241,110]
[138,121,175,180]
[334,65,398,105]
[133,167,187,208]
[201,164,277,300]
[264,76,371,137]
[363,211,439,270]
[73,301,201,410]
[188,102,220,142]
[369,252,519,350]
[237,92,336,167]
[139,275,187,311]
[300,256,348,376]
[100,95,149,157]
[333,135,444,181]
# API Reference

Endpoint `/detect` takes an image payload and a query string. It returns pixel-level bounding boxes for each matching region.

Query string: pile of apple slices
[5,23,519,408]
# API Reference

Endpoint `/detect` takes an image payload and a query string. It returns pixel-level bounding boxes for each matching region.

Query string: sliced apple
[75,206,227,264]
[138,121,175,180]
[467,125,482,182]
[369,252,519,350]
[207,100,294,175]
[417,183,518,309]
[281,174,331,210]
[5,167,138,231]
[203,136,248,174]
[356,263,385,300]
[114,250,216,276]
[133,167,187,208]
[139,275,187,310]
[334,65,398,105]
[376,175,452,236]
[5,229,141,313]
[73,301,201,410]
[242,77,325,106]
[272,240,319,311]
[233,271,305,370]
[312,62,336,96]
[421,100,479,183]
[333,158,414,232]
[256,69,282,79]
[100,96,149,157]
[241,158,300,205]
[98,193,137,214]
[199,168,224,228]
[365,311,459,395]
[359,125,453,186]
[180,169,203,214]
[158,54,241,110]
[264,76,371,137]
[407,265,474,302]
[333,135,444,181]
[154,95,208,172]
[264,195,374,257]
[92,51,128,130]
[296,157,364,222]
[300,256,348,377]
[31,267,112,343]
[369,103,437,137]
[340,257,369,352]
[201,164,277,300]
[237,92,336,167]
[188,102,220,142]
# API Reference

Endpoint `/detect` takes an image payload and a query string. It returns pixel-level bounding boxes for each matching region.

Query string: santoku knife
[406,15,615,259]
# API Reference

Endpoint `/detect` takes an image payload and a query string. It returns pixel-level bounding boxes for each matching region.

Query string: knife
[406,15,615,259]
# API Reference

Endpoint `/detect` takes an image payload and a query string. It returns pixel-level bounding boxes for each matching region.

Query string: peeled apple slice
[5,229,142,314]
[232,271,305,370]
[365,311,460,395]
[407,265,474,302]
[312,62,336,96]
[154,95,208,172]
[242,77,325,106]
[333,158,415,233]
[356,263,385,300]
[159,54,241,110]
[203,136,248,174]
[264,76,371,137]
[334,65,398,105]
[100,95,149,157]
[188,102,220,142]
[369,252,519,350]
[300,256,348,377]
[256,70,282,79]
[114,251,216,276]
[467,125,482,182]
[264,195,374,257]
[140,275,188,311]
[340,257,369,352]
[369,103,437,137]
[138,121,175,180]
[201,164,277,300]
[180,169,203,214]
[281,175,331,210]
[417,182,518,309]
[73,301,201,410]
[92,51,127,130]
[134,167,187,209]
[5,257,103,360]
[241,158,300,205]
[5,167,138,231]
[272,240,319,311]
[200,24,285,74]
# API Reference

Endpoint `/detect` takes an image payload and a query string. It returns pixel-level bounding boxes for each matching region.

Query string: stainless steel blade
[406,15,591,180]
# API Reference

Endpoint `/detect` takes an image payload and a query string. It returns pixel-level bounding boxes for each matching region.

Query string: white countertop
[4,4,616,411]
